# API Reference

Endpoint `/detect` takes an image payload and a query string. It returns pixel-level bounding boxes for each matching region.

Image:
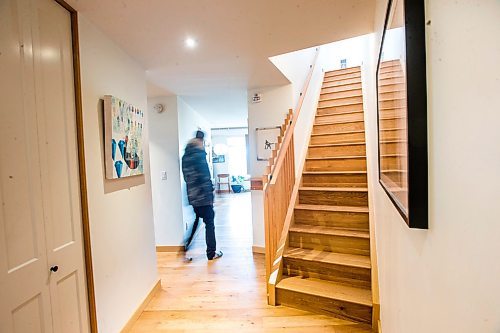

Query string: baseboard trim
[252,246,265,254]
[121,279,161,332]
[156,245,184,252]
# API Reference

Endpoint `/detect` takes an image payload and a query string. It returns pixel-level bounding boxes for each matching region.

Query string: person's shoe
[208,251,223,260]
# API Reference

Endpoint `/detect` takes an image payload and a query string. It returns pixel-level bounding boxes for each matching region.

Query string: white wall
[247,84,293,248]
[247,85,293,177]
[177,97,212,233]
[148,96,184,246]
[78,16,158,333]
[366,1,500,332]
[270,47,318,107]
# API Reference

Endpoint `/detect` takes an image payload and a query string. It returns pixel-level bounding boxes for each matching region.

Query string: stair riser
[380,60,400,68]
[276,288,372,324]
[289,232,370,256]
[317,103,364,115]
[294,209,369,229]
[315,112,364,124]
[324,72,361,83]
[302,173,367,188]
[305,158,367,172]
[380,156,406,170]
[378,77,405,85]
[307,144,365,158]
[313,121,365,134]
[379,64,400,74]
[299,190,368,207]
[379,99,405,109]
[380,129,406,141]
[325,67,360,78]
[379,108,406,119]
[322,77,361,88]
[325,67,360,77]
[318,96,363,108]
[378,83,405,94]
[379,90,406,100]
[379,142,407,155]
[381,171,408,187]
[321,83,362,94]
[379,71,403,80]
[283,258,371,288]
[320,90,362,100]
[379,118,401,129]
[310,132,365,145]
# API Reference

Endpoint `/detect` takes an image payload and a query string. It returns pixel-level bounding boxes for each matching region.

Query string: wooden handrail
[262,48,320,302]
[267,48,320,185]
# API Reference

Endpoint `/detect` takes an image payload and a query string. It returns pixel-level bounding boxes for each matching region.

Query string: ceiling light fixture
[185,37,197,49]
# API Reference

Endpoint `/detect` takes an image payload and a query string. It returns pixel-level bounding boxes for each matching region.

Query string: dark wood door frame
[53,0,98,331]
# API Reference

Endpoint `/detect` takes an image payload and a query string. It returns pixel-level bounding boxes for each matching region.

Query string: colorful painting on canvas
[104,95,145,179]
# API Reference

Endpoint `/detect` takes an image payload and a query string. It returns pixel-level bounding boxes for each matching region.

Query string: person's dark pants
[193,205,216,259]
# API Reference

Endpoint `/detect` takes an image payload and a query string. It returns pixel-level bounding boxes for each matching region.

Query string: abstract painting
[256,127,280,161]
[104,95,145,179]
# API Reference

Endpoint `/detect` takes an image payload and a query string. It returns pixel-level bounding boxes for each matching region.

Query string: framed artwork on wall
[256,127,280,161]
[104,95,145,179]
[376,0,428,228]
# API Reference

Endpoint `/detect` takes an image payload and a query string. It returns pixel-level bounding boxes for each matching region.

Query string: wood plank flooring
[127,192,371,332]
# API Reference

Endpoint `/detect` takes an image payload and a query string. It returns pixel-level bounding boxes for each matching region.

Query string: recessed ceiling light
[185,37,197,49]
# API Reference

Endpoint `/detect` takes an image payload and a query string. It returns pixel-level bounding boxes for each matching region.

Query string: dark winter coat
[181,139,214,207]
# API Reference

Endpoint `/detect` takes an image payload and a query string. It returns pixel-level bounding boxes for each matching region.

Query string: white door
[0,0,90,332]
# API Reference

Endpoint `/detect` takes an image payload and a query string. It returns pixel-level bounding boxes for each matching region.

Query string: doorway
[0,0,93,331]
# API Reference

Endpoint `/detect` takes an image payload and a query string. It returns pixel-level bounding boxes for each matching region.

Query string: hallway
[127,193,371,332]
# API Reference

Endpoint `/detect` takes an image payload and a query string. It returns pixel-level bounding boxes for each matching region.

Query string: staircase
[378,59,408,208]
[274,66,374,326]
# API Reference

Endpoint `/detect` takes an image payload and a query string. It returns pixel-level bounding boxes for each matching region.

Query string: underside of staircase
[274,66,377,329]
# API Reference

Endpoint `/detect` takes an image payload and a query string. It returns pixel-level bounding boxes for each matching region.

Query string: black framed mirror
[376,0,428,229]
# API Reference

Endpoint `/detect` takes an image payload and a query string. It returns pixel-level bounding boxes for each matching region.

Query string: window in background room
[227,136,247,176]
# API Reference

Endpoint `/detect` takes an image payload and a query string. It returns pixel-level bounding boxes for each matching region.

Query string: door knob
[50,265,59,273]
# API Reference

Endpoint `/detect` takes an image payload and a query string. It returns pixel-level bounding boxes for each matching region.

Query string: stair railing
[262,48,320,304]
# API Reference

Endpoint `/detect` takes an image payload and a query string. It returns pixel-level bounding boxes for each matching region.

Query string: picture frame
[376,0,428,229]
[256,127,281,161]
[104,95,145,179]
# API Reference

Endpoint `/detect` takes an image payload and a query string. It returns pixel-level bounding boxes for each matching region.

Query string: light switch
[161,171,167,180]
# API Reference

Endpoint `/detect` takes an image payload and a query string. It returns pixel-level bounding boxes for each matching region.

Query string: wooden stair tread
[276,276,372,307]
[299,187,368,192]
[284,247,371,269]
[315,110,364,117]
[306,155,366,160]
[380,139,407,144]
[309,142,365,148]
[379,97,406,102]
[302,171,367,175]
[289,225,370,239]
[311,130,365,137]
[295,204,369,213]
[320,87,361,95]
[318,101,363,109]
[314,119,364,126]
[325,67,361,76]
[322,81,362,89]
[319,95,363,102]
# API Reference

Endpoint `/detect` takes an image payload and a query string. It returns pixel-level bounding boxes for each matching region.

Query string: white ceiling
[67,0,375,127]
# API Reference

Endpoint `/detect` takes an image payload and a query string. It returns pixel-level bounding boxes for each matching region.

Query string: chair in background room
[216,174,231,193]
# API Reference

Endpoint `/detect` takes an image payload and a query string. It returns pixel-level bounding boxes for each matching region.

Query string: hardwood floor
[127,192,372,332]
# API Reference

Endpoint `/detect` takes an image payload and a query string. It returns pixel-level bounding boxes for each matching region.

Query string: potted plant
[230,175,245,193]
